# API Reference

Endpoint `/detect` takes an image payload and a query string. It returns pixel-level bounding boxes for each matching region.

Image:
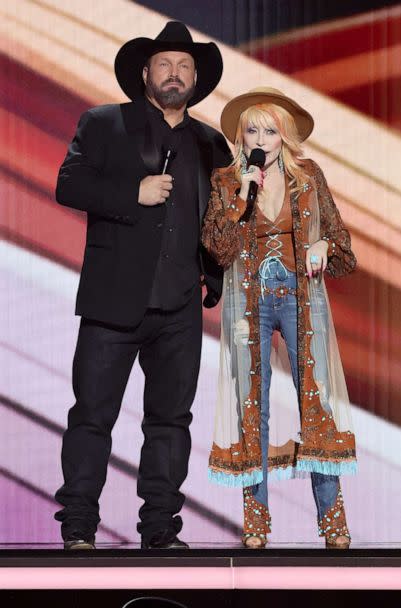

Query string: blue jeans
[251,260,339,521]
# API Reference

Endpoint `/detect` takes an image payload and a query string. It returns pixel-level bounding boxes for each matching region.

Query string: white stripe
[0,240,79,298]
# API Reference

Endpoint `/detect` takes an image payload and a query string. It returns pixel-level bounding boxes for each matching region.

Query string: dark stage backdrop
[1,0,400,545]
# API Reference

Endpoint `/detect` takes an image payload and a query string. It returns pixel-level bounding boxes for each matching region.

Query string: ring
[310,254,320,264]
[248,166,255,173]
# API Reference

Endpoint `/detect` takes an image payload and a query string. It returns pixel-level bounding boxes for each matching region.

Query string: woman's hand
[306,240,329,279]
[239,165,264,201]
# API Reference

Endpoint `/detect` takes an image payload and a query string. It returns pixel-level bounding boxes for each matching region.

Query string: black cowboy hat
[114,21,223,107]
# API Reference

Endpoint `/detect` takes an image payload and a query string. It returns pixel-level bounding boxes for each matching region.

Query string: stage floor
[0,544,400,590]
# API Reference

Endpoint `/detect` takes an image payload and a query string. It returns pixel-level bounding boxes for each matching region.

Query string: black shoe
[141,529,189,549]
[64,535,96,550]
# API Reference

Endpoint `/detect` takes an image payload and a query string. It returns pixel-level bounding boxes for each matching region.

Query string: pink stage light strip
[0,566,400,590]
[234,566,401,590]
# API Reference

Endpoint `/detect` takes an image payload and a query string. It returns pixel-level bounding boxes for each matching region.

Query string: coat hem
[208,468,263,488]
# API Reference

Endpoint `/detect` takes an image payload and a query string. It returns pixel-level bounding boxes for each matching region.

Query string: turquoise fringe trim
[208,460,356,488]
[208,460,357,488]
[296,459,358,476]
[208,468,263,488]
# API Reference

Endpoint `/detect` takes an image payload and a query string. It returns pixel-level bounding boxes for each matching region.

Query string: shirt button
[163,253,169,259]
[168,227,173,232]
[157,223,163,228]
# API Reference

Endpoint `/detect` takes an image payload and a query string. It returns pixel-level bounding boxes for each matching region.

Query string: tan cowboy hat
[220,87,314,143]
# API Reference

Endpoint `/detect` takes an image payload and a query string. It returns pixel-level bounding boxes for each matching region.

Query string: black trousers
[54,288,202,541]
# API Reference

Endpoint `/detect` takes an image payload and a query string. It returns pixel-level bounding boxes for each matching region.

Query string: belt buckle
[275,285,289,298]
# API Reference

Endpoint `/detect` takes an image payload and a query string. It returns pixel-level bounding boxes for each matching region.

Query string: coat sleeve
[201,170,247,269]
[312,160,357,278]
[55,110,141,225]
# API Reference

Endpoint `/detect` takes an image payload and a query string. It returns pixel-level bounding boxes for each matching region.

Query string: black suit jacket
[55,97,232,327]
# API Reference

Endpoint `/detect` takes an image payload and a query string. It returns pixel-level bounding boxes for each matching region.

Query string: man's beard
[146,75,196,110]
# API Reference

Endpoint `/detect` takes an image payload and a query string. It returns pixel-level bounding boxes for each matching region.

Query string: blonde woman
[202,88,357,549]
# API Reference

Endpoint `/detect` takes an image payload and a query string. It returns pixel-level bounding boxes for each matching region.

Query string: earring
[240,150,248,174]
[278,150,284,174]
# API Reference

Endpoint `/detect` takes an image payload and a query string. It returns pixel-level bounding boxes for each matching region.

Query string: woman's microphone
[247,147,266,203]
[241,147,266,221]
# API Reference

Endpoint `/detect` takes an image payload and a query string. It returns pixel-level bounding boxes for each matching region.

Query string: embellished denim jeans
[251,260,339,522]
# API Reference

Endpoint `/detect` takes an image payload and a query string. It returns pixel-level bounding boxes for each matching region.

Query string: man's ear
[142,65,148,86]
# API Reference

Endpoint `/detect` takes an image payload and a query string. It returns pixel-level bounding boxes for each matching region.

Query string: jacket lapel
[120,99,161,174]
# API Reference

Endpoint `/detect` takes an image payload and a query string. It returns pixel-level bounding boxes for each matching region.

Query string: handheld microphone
[247,148,266,203]
[241,148,266,222]
[161,148,176,174]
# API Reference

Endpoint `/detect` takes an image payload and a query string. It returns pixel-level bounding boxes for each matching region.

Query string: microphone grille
[248,148,266,167]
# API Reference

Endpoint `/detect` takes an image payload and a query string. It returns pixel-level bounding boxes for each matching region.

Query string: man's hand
[138,174,173,206]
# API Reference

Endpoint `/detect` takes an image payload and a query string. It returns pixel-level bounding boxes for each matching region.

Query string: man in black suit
[54,21,231,550]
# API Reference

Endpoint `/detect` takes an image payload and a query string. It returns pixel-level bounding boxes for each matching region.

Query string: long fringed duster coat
[201,159,357,488]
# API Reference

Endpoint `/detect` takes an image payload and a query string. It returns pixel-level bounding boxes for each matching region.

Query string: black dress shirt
[145,98,200,310]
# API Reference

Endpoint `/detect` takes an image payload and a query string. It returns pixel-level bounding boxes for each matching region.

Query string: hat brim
[114,38,223,107]
[220,92,314,143]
